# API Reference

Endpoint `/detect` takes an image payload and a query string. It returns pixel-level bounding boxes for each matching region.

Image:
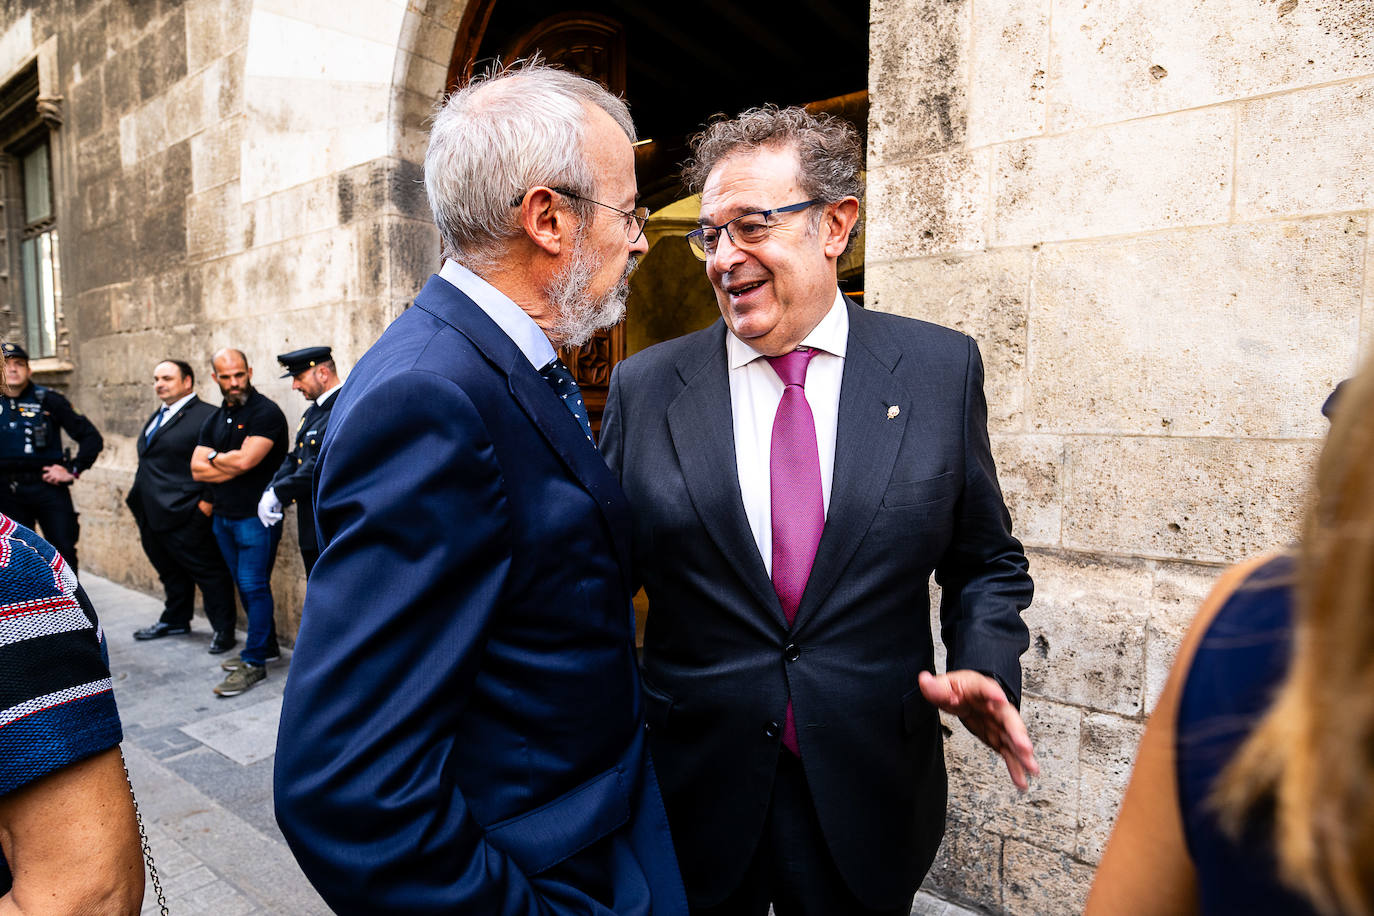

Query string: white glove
[257,488,284,528]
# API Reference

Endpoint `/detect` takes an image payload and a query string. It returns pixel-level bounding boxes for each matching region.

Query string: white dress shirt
[144,392,195,437]
[315,383,342,408]
[438,258,556,371]
[727,289,848,576]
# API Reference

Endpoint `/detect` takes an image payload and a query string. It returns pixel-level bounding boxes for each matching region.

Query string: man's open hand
[918,669,1039,791]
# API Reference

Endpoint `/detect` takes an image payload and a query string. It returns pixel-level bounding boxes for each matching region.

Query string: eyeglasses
[685,200,819,261]
[510,186,650,243]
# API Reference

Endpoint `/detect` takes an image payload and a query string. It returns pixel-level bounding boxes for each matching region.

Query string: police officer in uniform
[257,347,342,575]
[0,342,103,571]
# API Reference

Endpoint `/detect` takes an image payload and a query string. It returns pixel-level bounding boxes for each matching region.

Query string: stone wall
[4,0,1367,909]
[868,1,1372,912]
[0,0,453,633]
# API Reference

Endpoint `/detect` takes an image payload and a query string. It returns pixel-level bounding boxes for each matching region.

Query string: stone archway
[441,1,870,428]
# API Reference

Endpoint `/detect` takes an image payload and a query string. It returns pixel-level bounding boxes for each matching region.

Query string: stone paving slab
[912,894,983,916]
[180,695,284,766]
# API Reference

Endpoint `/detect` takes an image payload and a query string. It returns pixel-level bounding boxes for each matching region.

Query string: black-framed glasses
[685,200,819,260]
[510,186,650,243]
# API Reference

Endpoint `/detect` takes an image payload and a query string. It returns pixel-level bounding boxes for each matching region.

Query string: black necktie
[539,358,593,443]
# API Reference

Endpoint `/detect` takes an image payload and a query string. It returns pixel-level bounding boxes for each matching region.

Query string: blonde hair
[1214,363,1374,915]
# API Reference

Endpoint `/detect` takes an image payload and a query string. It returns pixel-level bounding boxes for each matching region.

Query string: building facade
[0,0,1365,912]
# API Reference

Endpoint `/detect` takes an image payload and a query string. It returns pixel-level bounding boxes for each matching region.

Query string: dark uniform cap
[277,346,332,378]
[1,342,28,360]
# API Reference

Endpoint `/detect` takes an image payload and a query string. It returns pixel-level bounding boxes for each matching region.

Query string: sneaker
[213,663,265,697]
[264,637,281,662]
[224,643,281,668]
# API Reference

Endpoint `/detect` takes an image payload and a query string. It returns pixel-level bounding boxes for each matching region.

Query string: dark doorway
[447,1,870,430]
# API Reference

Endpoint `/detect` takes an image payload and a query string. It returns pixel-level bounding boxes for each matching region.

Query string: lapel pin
[887,405,900,419]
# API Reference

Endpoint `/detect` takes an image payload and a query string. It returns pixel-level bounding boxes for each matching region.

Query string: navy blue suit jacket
[274,276,686,915]
[601,302,1033,909]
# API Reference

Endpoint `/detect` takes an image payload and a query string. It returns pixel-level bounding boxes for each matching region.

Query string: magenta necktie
[767,347,823,756]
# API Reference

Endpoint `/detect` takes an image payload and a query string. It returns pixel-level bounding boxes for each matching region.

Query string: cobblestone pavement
[88,572,979,916]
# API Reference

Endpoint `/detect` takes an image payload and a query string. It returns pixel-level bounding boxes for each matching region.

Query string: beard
[545,233,636,349]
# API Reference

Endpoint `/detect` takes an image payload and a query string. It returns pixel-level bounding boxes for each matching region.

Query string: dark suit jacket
[268,396,334,554]
[125,397,216,531]
[273,275,686,916]
[600,301,1033,910]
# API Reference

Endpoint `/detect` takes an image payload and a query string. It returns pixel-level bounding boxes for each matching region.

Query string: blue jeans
[211,514,282,666]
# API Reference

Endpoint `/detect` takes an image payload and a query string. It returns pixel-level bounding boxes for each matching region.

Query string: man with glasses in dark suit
[602,106,1038,916]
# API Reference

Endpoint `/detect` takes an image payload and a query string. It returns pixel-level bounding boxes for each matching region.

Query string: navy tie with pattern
[539,357,593,443]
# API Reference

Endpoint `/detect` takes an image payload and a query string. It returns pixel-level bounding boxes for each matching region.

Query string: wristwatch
[207,450,219,464]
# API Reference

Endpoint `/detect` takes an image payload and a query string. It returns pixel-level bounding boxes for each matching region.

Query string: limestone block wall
[0,0,454,635]
[868,1,1372,912]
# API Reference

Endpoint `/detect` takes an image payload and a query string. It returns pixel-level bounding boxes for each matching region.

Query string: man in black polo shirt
[192,348,288,697]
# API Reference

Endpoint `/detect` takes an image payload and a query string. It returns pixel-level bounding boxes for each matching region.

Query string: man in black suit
[601,107,1038,915]
[130,359,236,651]
[257,346,342,576]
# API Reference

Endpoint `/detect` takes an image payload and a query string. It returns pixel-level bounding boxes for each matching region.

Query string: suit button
[784,643,800,662]
[764,721,780,738]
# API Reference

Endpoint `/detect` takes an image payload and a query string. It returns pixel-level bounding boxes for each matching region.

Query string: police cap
[277,346,332,378]
[1,342,29,361]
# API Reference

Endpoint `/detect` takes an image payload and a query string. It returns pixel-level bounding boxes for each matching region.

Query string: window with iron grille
[0,62,66,363]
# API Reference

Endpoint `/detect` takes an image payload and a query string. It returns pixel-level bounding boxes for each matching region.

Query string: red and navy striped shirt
[0,512,122,893]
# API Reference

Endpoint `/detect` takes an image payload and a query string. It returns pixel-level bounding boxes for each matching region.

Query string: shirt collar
[162,393,195,414]
[726,288,850,370]
[439,258,557,371]
[315,383,342,408]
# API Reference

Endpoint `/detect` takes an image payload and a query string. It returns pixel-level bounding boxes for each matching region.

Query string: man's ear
[821,197,860,259]
[516,187,570,257]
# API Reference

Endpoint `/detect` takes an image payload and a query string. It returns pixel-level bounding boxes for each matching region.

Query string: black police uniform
[268,394,335,575]
[269,347,338,575]
[0,381,103,570]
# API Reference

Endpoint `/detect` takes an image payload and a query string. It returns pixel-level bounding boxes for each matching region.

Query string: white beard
[546,233,636,349]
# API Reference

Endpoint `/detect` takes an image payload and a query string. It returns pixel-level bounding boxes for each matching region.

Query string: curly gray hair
[683,105,863,252]
[425,59,636,272]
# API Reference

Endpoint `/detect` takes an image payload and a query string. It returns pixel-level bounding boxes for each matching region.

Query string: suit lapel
[142,401,191,453]
[665,323,783,625]
[412,276,635,578]
[794,303,913,629]
[137,408,158,456]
